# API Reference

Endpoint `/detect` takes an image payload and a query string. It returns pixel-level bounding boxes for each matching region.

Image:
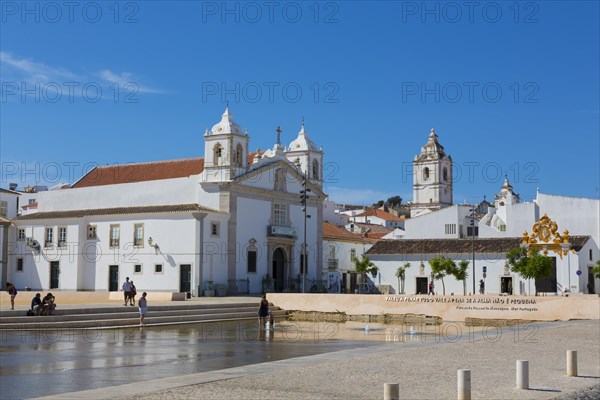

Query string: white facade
[368,237,592,296]
[0,188,20,287]
[351,213,404,230]
[7,108,326,295]
[322,200,350,226]
[322,221,373,293]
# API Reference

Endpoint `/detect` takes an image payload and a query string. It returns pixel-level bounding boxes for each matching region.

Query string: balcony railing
[267,225,298,239]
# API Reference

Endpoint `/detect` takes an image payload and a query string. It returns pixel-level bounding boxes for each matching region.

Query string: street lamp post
[300,172,311,293]
[469,206,477,295]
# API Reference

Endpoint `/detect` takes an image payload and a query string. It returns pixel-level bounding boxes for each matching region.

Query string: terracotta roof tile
[355,209,404,221]
[366,236,591,255]
[71,152,265,188]
[323,221,368,242]
[72,158,205,188]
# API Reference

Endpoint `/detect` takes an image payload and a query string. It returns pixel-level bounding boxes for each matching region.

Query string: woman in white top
[138,292,148,326]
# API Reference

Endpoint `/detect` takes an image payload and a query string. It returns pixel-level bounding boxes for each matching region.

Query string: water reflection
[0,320,488,400]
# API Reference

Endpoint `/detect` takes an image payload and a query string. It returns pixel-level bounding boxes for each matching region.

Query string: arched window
[423,167,430,180]
[443,167,448,181]
[234,144,243,167]
[213,143,223,166]
[312,160,319,180]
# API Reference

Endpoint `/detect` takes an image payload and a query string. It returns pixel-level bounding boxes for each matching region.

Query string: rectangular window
[0,201,7,217]
[58,227,67,248]
[300,254,306,274]
[350,248,356,260]
[133,223,144,246]
[247,250,257,273]
[444,224,456,235]
[17,229,26,241]
[28,199,36,204]
[499,224,506,232]
[467,226,479,236]
[154,264,163,274]
[17,258,24,272]
[88,225,97,240]
[45,227,53,247]
[211,222,219,237]
[590,249,593,261]
[273,203,287,226]
[134,264,142,274]
[110,225,120,247]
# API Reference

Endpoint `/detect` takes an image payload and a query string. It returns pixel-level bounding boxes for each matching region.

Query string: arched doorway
[272,248,286,292]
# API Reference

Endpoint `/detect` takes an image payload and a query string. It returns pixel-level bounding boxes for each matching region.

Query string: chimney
[9,183,18,191]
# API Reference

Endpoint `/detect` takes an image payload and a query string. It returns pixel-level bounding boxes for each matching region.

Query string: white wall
[404,205,472,239]
[537,193,600,245]
[9,212,229,292]
[323,239,372,273]
[36,176,200,212]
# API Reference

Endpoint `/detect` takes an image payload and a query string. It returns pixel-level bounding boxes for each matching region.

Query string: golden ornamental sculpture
[521,214,572,259]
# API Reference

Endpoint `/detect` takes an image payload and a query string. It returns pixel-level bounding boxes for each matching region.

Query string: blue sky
[1,1,599,205]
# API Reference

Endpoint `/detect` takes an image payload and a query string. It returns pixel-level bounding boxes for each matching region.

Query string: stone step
[0,310,288,329]
[0,306,281,323]
[0,302,261,318]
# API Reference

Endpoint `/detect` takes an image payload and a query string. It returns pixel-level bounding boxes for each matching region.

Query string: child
[6,282,17,310]
[138,292,148,326]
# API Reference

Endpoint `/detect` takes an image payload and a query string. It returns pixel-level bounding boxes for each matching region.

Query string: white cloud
[0,51,79,83]
[98,69,163,94]
[1,52,163,95]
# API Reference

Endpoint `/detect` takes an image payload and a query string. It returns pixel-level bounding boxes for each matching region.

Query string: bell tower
[202,105,249,182]
[411,128,453,217]
[285,120,324,189]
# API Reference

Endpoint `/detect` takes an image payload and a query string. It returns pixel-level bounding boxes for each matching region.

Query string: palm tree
[353,255,378,294]
[395,262,411,294]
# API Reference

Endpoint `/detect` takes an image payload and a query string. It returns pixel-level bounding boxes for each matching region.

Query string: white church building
[367,129,600,296]
[6,107,326,295]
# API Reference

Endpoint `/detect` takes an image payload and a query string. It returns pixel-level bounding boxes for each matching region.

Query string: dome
[417,128,446,159]
[209,106,244,136]
[287,122,319,152]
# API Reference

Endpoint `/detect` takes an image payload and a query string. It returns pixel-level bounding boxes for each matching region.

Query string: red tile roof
[355,209,405,221]
[72,158,205,188]
[323,221,368,242]
[72,153,261,188]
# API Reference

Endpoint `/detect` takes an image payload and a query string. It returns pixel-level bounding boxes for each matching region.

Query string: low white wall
[268,293,600,322]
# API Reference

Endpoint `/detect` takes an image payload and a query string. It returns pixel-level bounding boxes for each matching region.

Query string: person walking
[258,294,269,328]
[6,282,17,310]
[428,281,435,295]
[479,279,485,294]
[129,281,137,306]
[138,292,148,326]
[122,277,132,306]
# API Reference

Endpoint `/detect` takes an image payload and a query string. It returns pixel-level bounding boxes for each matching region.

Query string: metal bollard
[383,383,399,400]
[516,360,529,389]
[457,369,471,400]
[567,350,578,377]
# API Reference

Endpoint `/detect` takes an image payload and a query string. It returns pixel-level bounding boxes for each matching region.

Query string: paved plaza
[14,318,598,400]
